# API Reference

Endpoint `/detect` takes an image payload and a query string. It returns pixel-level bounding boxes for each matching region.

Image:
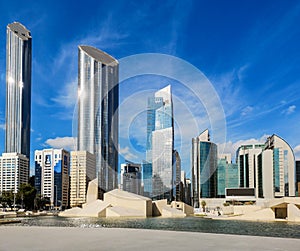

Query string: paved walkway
[1,226,300,251]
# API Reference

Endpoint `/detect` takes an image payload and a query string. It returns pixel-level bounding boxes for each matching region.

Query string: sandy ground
[0,226,300,251]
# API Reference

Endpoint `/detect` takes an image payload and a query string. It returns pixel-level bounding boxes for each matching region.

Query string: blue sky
[0,0,300,177]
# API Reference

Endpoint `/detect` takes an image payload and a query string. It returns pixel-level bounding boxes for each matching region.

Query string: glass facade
[273,148,280,193]
[217,159,238,197]
[77,46,119,198]
[199,142,217,198]
[192,130,218,206]
[5,22,32,159]
[144,85,174,201]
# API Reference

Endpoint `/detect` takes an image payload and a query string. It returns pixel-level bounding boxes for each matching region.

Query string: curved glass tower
[77,45,119,198]
[5,22,32,159]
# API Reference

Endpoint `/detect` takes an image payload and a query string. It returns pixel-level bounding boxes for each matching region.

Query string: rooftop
[7,22,31,40]
[79,45,118,65]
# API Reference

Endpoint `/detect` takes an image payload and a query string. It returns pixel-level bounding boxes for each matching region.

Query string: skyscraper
[5,22,32,159]
[192,129,218,207]
[77,45,119,198]
[145,85,174,201]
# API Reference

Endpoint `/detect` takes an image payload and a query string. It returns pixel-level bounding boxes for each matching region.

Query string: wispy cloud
[45,136,77,151]
[52,78,77,108]
[241,106,254,116]
[0,123,5,130]
[282,105,296,115]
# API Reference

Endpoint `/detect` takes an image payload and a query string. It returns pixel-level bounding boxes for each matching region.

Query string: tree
[0,190,14,208]
[201,200,206,212]
[17,183,37,210]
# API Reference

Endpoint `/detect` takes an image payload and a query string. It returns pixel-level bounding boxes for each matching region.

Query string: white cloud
[294,145,300,160]
[218,134,269,162]
[119,146,138,161]
[0,123,5,130]
[45,137,77,151]
[282,105,296,115]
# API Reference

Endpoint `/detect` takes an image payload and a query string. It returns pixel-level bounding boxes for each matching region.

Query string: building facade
[217,155,238,197]
[120,162,142,195]
[296,160,300,197]
[5,22,32,159]
[0,153,29,194]
[192,129,218,207]
[70,151,96,207]
[77,45,119,198]
[35,149,70,209]
[257,135,295,199]
[236,144,265,197]
[145,85,174,201]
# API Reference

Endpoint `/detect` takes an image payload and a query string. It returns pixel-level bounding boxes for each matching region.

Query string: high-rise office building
[77,46,119,198]
[192,129,218,207]
[35,149,70,209]
[236,144,265,197]
[0,153,29,193]
[70,151,96,207]
[217,155,238,197]
[257,135,295,198]
[120,162,142,195]
[5,22,32,159]
[145,85,174,201]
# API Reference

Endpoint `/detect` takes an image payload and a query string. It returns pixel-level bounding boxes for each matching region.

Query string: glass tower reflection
[77,46,119,198]
[5,22,32,159]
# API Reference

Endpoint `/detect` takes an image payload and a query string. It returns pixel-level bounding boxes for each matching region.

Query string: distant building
[145,85,175,202]
[217,155,238,197]
[120,162,142,195]
[296,161,300,197]
[257,135,295,198]
[35,149,70,209]
[0,153,29,193]
[70,151,96,207]
[5,22,32,159]
[236,144,265,197]
[173,150,181,201]
[77,45,119,198]
[192,129,218,207]
[142,161,152,198]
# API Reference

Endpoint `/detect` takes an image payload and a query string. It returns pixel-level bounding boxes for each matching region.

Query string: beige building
[0,152,29,193]
[70,151,96,207]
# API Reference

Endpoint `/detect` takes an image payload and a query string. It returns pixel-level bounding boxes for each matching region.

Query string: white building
[236,144,265,197]
[70,151,96,207]
[0,152,29,193]
[258,135,295,198]
[35,149,70,209]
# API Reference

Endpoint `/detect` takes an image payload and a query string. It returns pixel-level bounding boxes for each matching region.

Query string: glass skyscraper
[192,129,218,207]
[5,22,32,159]
[77,46,119,198]
[145,85,174,201]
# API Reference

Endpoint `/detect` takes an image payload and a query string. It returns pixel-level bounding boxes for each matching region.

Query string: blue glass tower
[144,85,174,201]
